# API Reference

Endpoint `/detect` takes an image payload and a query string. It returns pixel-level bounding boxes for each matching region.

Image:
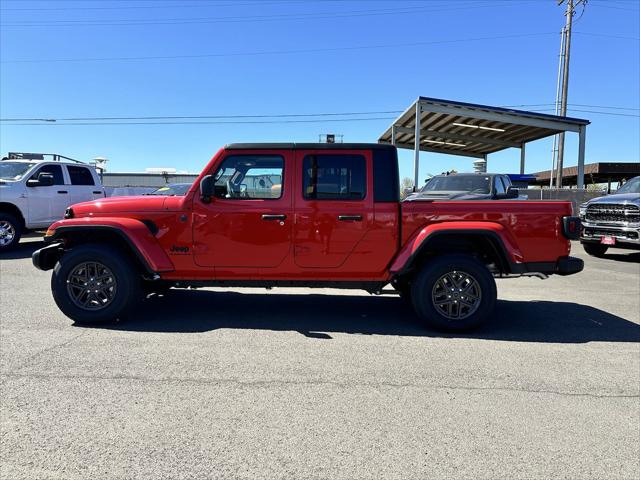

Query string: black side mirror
[506,186,519,199]
[26,172,54,187]
[200,175,215,203]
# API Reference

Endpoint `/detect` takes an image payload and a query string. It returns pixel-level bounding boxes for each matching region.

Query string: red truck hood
[71,195,181,215]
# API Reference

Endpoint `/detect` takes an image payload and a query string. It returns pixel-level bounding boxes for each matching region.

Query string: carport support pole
[577,124,586,189]
[520,143,526,175]
[413,103,421,191]
[391,125,397,145]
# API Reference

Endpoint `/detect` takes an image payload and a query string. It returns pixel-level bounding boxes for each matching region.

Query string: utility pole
[555,0,586,188]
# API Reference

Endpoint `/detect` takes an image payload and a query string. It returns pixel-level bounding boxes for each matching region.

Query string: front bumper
[580,221,640,246]
[32,242,63,271]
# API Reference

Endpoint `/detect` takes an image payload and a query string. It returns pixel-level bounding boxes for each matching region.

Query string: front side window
[303,154,366,200]
[494,176,506,194]
[213,155,283,199]
[30,164,64,185]
[68,166,95,186]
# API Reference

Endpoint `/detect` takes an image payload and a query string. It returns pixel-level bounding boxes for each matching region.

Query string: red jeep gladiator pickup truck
[33,143,583,331]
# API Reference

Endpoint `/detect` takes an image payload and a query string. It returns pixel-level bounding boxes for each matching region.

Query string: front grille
[584,228,639,240]
[585,203,639,224]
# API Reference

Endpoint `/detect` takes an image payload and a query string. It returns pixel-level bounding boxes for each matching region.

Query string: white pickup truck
[0,154,105,251]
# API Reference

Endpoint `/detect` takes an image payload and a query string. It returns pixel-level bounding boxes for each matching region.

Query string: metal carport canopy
[378,97,590,188]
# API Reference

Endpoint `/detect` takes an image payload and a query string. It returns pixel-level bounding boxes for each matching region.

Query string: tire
[0,213,22,252]
[410,254,497,332]
[582,242,608,257]
[51,243,142,324]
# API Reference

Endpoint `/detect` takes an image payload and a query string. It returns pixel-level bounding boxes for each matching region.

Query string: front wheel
[582,242,608,257]
[51,244,142,324]
[410,254,497,332]
[0,213,22,252]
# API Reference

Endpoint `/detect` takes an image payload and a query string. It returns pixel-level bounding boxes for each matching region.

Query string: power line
[0,32,556,64]
[574,31,640,41]
[4,103,638,124]
[588,2,640,12]
[0,1,535,27]
[562,109,640,118]
[569,103,640,111]
[0,110,404,122]
[0,0,300,11]
[0,117,398,126]
[2,108,638,128]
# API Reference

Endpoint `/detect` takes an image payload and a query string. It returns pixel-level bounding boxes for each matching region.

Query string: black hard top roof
[225,143,396,151]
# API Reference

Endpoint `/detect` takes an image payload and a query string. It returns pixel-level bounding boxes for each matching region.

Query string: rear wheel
[410,254,496,332]
[51,244,142,324]
[0,213,22,252]
[582,242,608,257]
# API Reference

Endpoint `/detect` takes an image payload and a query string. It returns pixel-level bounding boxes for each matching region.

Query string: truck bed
[401,200,573,263]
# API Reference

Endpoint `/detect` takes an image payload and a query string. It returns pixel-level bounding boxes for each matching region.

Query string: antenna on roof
[319,133,343,144]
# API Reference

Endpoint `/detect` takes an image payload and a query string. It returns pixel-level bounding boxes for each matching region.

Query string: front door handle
[261,214,287,221]
[338,215,362,221]
[57,190,68,194]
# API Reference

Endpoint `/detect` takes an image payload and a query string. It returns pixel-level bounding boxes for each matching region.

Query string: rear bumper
[511,256,584,276]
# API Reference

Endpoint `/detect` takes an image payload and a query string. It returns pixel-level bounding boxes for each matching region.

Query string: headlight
[578,203,587,218]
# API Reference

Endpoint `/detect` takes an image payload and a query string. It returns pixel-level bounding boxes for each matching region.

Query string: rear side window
[30,164,64,185]
[67,166,95,186]
[303,154,366,200]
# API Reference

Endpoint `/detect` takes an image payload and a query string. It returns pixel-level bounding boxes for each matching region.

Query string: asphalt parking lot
[1,237,639,480]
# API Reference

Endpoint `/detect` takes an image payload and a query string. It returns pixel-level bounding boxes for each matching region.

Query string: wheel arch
[0,202,26,229]
[391,224,520,278]
[42,222,174,275]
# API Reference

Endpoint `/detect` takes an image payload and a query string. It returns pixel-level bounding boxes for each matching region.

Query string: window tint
[303,154,366,200]
[494,176,506,194]
[213,155,283,199]
[31,164,64,185]
[67,166,95,186]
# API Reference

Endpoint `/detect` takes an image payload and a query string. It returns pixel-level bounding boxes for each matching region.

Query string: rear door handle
[338,215,362,221]
[93,191,103,194]
[261,214,287,221]
[57,190,68,194]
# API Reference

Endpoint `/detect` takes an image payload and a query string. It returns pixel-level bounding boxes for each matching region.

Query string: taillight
[562,216,581,240]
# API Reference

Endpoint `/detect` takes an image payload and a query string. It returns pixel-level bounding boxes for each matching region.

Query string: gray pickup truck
[406,173,519,201]
[579,176,640,256]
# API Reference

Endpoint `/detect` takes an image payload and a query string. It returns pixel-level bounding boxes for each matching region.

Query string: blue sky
[1,0,638,184]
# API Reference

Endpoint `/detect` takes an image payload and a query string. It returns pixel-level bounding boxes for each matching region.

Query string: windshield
[616,177,640,194]
[150,183,191,196]
[421,175,491,194]
[0,162,36,181]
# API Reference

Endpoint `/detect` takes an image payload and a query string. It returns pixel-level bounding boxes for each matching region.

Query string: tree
[400,177,414,199]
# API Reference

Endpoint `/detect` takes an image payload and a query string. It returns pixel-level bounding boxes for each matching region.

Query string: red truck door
[192,150,293,268]
[293,149,374,268]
